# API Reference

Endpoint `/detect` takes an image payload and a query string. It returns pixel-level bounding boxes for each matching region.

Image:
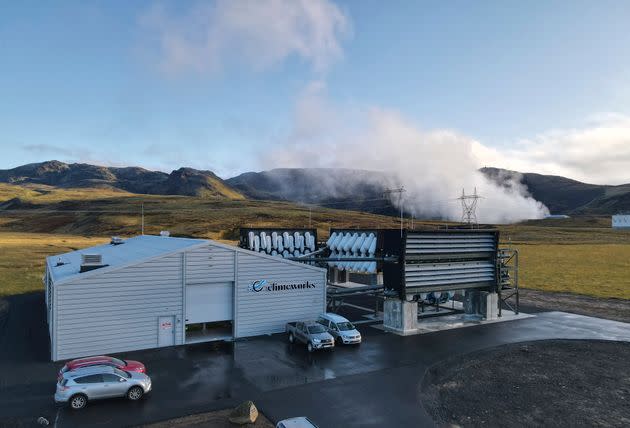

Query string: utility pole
[309,206,312,228]
[384,187,406,236]
[458,188,482,226]
[141,203,145,235]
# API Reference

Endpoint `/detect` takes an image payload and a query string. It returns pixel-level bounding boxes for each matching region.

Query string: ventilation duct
[80,253,108,273]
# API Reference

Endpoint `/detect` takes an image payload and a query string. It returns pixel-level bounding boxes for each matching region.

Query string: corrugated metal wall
[234,251,326,338]
[54,253,184,360]
[52,242,326,360]
[185,245,235,284]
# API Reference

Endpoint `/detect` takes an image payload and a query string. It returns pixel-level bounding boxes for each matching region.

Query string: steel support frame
[497,248,519,316]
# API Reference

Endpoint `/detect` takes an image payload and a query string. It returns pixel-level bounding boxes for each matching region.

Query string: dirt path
[519,288,630,323]
[421,340,630,428]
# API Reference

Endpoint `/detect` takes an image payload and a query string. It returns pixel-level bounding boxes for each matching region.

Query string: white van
[317,313,362,345]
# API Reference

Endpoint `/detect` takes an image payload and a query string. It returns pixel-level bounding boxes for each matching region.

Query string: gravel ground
[421,340,630,428]
[518,288,630,323]
[139,408,273,428]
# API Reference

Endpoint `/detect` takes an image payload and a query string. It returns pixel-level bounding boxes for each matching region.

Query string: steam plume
[263,82,549,224]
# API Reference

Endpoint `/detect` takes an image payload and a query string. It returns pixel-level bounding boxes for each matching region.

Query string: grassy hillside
[0,184,404,238]
[1,184,629,300]
[482,167,630,214]
[0,232,108,296]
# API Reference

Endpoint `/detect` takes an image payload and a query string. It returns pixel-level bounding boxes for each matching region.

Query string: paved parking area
[1,293,630,427]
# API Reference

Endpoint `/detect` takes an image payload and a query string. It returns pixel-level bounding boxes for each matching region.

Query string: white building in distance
[612,214,630,229]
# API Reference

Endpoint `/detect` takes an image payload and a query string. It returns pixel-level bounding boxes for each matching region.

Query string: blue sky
[1,0,630,184]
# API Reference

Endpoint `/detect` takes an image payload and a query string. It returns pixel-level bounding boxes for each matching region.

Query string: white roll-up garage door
[185,282,233,324]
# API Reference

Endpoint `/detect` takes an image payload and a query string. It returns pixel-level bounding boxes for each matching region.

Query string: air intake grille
[81,254,102,265]
[406,233,497,255]
[405,261,495,289]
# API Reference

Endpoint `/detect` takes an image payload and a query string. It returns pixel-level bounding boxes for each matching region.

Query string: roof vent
[160,230,170,237]
[81,254,102,265]
[110,236,124,245]
[80,253,107,273]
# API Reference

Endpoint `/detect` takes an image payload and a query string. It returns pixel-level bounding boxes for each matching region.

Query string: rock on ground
[229,401,259,425]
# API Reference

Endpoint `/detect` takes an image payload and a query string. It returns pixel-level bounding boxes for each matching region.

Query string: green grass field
[1,185,629,300]
[514,244,630,299]
[0,233,108,297]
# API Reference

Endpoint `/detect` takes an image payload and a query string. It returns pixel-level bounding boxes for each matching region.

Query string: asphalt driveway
[1,293,630,428]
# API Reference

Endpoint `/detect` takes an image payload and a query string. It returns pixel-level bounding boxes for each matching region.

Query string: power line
[383,187,406,236]
[458,188,483,225]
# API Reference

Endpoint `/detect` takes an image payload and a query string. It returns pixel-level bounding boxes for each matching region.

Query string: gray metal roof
[47,235,207,284]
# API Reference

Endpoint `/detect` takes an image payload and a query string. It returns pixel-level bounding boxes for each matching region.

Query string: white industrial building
[612,214,630,229]
[44,235,326,361]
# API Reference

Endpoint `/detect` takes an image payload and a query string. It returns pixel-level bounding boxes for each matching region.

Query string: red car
[58,356,146,380]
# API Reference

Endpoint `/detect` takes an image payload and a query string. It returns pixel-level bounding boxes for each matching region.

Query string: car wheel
[307,342,314,353]
[69,394,87,410]
[127,386,144,401]
[336,336,343,345]
[288,333,294,343]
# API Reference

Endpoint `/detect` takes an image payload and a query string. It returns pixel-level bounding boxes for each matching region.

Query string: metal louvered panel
[405,261,495,288]
[406,233,497,255]
[379,228,500,298]
[400,230,498,295]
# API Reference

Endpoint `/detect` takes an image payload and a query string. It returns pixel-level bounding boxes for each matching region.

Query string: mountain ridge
[0,161,244,200]
[2,161,629,215]
[480,167,630,214]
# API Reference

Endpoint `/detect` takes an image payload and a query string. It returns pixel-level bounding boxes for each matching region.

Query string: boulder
[228,401,259,425]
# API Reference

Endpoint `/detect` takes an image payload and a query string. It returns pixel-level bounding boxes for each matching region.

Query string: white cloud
[139,0,350,75]
[479,114,630,185]
[263,82,549,223]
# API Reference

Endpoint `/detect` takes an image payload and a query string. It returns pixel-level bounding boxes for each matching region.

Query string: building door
[185,282,233,324]
[158,316,175,347]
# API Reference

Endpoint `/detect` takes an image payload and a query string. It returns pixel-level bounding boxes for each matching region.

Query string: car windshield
[308,325,326,334]
[114,368,131,378]
[111,358,125,366]
[337,322,355,331]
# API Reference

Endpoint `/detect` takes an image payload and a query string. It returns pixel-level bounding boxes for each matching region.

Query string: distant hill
[226,168,399,215]
[228,167,630,215]
[480,167,630,214]
[0,161,244,200]
[2,161,629,215]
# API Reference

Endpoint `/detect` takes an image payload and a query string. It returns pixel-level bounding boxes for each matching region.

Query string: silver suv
[55,365,152,409]
[317,313,362,345]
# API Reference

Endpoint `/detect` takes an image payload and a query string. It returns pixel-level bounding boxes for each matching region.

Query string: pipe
[368,236,377,256]
[343,233,359,253]
[352,233,367,255]
[360,233,374,255]
[248,231,255,250]
[260,232,267,250]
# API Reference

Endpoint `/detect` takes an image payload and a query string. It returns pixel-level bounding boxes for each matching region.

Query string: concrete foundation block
[481,292,499,320]
[464,290,482,320]
[383,298,418,335]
